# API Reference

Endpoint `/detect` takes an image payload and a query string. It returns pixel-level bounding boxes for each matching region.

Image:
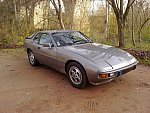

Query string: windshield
[52,31,92,47]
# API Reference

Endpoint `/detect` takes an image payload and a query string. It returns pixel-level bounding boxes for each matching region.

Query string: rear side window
[33,33,41,44]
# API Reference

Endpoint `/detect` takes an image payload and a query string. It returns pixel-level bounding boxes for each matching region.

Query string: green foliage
[138,58,150,66]
[0,0,150,65]
[0,48,25,56]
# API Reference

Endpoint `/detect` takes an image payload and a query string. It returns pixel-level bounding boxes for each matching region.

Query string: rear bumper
[89,61,138,85]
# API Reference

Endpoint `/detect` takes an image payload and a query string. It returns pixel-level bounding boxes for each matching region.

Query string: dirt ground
[0,49,150,113]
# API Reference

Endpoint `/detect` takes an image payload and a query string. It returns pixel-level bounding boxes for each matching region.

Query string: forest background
[0,0,149,64]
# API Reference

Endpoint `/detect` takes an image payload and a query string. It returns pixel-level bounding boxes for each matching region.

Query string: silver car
[25,30,138,88]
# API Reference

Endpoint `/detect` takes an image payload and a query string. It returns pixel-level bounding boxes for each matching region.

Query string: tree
[50,0,65,29]
[135,0,150,43]
[138,18,150,43]
[131,4,135,46]
[105,0,109,39]
[107,0,136,48]
[62,0,76,30]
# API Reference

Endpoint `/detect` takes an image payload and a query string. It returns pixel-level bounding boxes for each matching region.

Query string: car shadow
[31,63,124,91]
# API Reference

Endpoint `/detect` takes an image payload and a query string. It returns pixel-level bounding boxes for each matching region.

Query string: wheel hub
[29,52,35,64]
[69,66,82,85]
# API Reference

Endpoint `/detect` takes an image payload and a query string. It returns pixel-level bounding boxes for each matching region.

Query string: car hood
[63,43,137,71]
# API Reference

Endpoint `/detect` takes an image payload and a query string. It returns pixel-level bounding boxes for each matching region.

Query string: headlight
[109,72,118,77]
[109,73,115,77]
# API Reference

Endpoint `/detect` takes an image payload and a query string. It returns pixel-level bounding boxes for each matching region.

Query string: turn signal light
[99,74,108,78]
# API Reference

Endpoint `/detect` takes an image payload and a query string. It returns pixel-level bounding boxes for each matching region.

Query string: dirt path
[0,49,150,113]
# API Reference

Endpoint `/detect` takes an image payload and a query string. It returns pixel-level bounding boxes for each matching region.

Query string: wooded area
[0,0,149,49]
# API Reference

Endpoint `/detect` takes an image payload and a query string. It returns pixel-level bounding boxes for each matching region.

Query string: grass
[0,48,25,56]
[138,58,150,66]
[124,40,150,51]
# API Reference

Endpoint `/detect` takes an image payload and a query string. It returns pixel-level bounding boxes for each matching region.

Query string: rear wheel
[28,50,38,66]
[67,62,88,89]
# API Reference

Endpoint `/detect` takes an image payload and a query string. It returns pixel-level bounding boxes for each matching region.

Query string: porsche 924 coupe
[25,30,138,88]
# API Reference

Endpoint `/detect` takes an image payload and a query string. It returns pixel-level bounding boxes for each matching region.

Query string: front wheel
[28,50,38,67]
[67,62,88,89]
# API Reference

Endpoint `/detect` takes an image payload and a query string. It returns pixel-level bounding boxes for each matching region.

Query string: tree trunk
[138,30,141,43]
[107,0,136,48]
[47,0,51,29]
[25,0,28,22]
[58,13,65,30]
[24,0,29,34]
[62,0,76,30]
[117,19,125,48]
[13,0,20,36]
[58,0,65,30]
[50,0,65,30]
[138,18,150,43]
[105,0,109,39]
[29,1,35,30]
[138,14,142,43]
[131,5,135,46]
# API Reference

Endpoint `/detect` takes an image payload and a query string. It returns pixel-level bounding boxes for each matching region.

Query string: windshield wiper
[66,43,73,46]
[74,40,92,44]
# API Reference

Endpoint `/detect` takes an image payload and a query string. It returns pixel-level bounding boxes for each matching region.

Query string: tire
[67,62,88,89]
[28,50,38,67]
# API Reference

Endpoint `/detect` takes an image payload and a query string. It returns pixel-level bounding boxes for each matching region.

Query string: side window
[33,33,41,44]
[39,33,51,45]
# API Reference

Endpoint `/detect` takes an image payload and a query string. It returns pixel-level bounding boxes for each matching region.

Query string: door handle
[37,47,40,49]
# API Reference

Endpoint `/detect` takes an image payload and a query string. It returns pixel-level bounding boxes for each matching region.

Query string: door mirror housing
[42,43,54,49]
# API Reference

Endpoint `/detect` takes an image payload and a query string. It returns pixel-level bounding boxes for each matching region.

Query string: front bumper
[89,61,138,85]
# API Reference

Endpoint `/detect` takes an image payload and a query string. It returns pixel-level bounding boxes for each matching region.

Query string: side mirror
[42,43,54,49]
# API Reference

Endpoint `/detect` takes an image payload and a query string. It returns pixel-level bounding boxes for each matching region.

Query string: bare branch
[139,18,150,32]
[106,0,112,6]
[115,0,120,12]
[129,0,136,8]
[50,0,59,13]
[123,0,136,23]
[58,0,61,11]
[107,0,119,19]
[50,0,65,29]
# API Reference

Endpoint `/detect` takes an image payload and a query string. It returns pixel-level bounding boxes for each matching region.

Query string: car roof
[38,30,77,34]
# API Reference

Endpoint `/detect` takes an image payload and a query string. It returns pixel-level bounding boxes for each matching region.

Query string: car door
[36,33,57,68]
[32,33,41,59]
